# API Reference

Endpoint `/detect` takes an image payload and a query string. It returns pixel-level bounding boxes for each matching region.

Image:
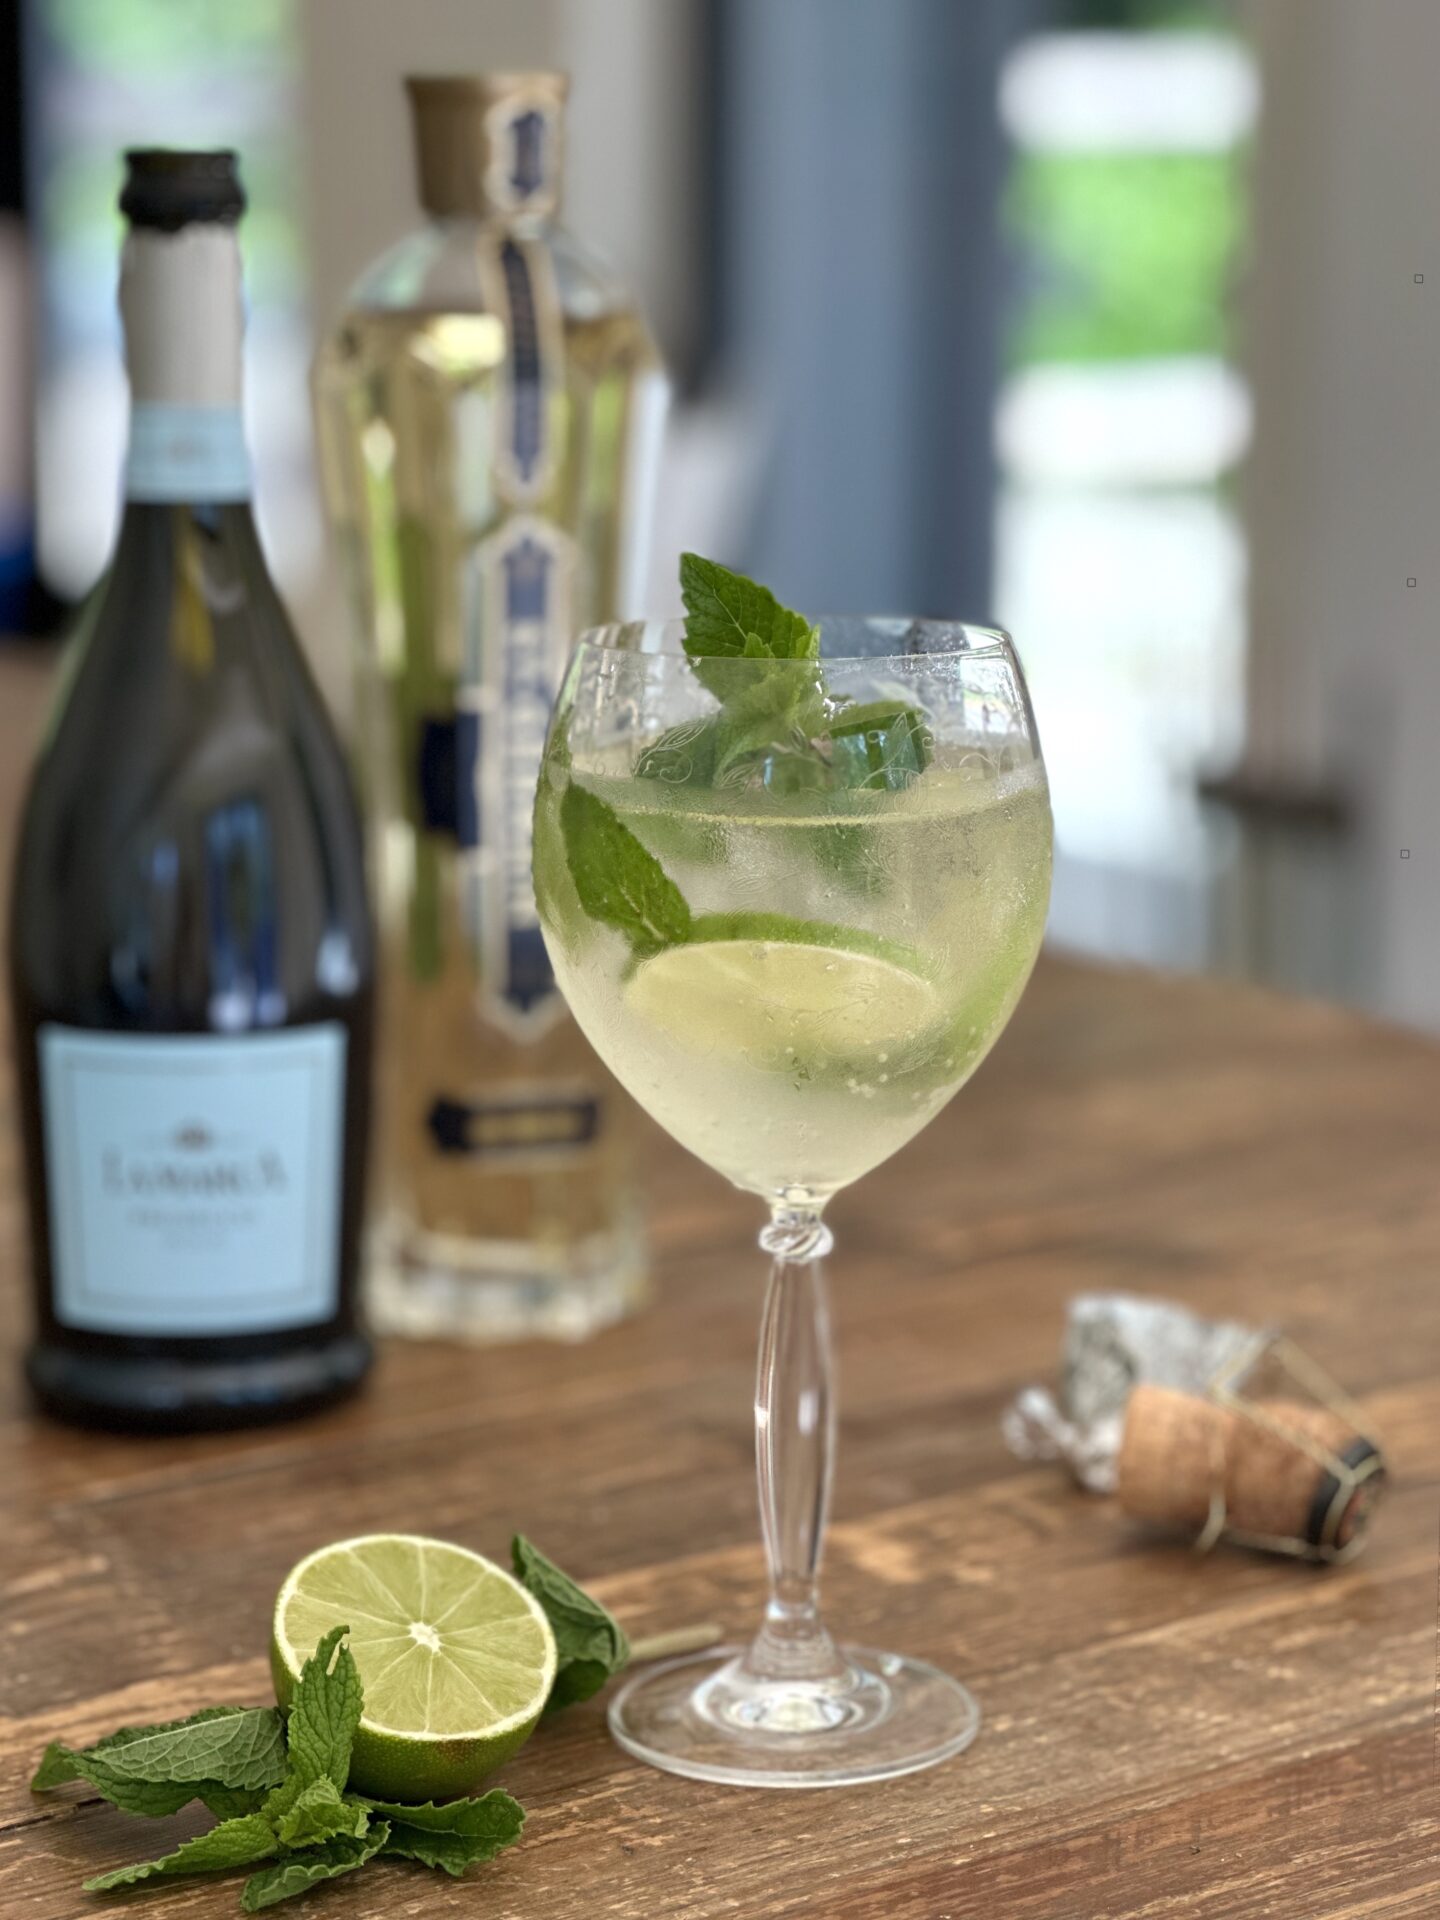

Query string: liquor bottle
[9,151,374,1429]
[314,73,664,1340]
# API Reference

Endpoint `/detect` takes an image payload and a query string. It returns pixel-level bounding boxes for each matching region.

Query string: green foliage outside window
[1005,148,1247,369]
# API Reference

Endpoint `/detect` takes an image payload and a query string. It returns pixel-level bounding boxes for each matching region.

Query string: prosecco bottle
[9,150,375,1430]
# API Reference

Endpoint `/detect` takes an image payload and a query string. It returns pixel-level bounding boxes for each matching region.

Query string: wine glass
[533,617,1052,1786]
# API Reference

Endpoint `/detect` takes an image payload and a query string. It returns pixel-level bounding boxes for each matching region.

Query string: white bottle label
[39,1024,346,1336]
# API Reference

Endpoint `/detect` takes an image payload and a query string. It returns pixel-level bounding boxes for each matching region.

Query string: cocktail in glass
[534,616,1052,1786]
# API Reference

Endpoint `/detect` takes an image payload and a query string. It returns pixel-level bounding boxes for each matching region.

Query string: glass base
[607,1644,980,1788]
[367,1216,649,1343]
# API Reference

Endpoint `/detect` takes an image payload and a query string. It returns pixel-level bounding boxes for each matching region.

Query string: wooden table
[2,947,1438,1918]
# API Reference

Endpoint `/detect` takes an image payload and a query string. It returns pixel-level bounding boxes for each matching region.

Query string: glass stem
[744,1205,850,1685]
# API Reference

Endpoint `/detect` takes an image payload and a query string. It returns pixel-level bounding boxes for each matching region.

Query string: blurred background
[0,0,1434,1026]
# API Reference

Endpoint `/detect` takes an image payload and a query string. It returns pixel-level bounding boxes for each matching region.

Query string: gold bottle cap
[405,72,569,220]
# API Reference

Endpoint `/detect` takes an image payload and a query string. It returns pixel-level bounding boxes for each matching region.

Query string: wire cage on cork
[1116,1335,1387,1564]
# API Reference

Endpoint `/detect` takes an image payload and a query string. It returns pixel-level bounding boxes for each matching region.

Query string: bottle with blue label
[314,73,664,1340]
[9,150,375,1427]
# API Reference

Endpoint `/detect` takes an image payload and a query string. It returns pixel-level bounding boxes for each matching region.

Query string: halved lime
[687,911,930,973]
[625,916,943,1067]
[271,1534,556,1802]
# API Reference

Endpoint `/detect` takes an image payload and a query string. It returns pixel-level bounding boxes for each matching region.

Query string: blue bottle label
[457,515,576,1037]
[125,404,251,502]
[493,238,559,503]
[483,93,564,219]
[428,228,573,1039]
[39,1024,346,1336]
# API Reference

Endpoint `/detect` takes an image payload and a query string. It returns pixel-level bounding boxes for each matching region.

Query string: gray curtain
[720,0,1026,619]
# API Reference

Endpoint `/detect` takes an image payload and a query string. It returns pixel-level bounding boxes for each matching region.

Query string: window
[995,9,1258,957]
[31,0,314,600]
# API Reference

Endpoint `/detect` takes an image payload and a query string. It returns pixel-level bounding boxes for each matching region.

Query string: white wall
[557,0,706,378]
[1241,0,1440,1026]
[300,0,564,340]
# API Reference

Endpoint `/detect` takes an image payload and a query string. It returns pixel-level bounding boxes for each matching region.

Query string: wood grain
[0,660,1437,1917]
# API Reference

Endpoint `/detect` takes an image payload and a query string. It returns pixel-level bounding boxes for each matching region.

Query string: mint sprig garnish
[557,554,937,954]
[679,551,819,690]
[667,552,831,789]
[711,660,830,786]
[512,1534,632,1709]
[640,553,931,803]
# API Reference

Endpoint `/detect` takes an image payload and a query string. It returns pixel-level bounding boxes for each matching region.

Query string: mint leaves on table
[200,1783,275,1821]
[273,1778,369,1848]
[85,1815,279,1892]
[239,1830,392,1912]
[512,1534,632,1710]
[34,1624,524,1910]
[356,1791,527,1876]
[270,1625,362,1801]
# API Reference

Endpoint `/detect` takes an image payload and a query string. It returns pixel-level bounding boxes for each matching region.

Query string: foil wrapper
[1002,1292,1267,1492]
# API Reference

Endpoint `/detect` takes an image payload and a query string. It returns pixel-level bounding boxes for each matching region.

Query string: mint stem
[628,1623,726,1663]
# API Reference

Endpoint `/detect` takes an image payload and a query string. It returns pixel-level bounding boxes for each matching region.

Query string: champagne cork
[1117,1383,1385,1556]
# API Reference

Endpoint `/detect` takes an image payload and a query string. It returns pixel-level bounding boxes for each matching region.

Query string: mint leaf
[358,1789,524,1877]
[711,662,831,787]
[274,1776,369,1849]
[680,553,818,694]
[534,731,590,955]
[559,783,692,955]
[279,1626,362,1797]
[675,553,933,803]
[199,1783,269,1821]
[31,1708,287,1818]
[634,716,720,787]
[828,700,932,791]
[30,1743,80,1791]
[33,1739,199,1818]
[85,1707,287,1790]
[512,1536,630,1710]
[83,1812,278,1891]
[677,555,931,803]
[36,1754,200,1818]
[240,1826,390,1912]
[80,1706,286,1793]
